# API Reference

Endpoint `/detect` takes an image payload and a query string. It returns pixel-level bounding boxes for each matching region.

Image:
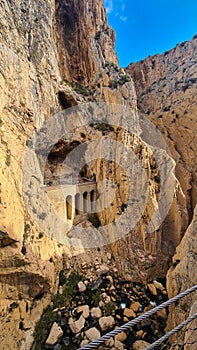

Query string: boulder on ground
[85,327,101,341]
[132,340,151,349]
[114,339,125,350]
[105,337,114,347]
[123,308,136,318]
[99,316,115,331]
[45,322,63,347]
[78,281,86,292]
[153,280,165,291]
[147,283,157,296]
[115,331,127,342]
[130,301,140,312]
[68,315,85,334]
[91,306,102,318]
[96,264,109,275]
[77,305,90,319]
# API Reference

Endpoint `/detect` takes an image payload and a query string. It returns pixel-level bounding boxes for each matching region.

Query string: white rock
[96,264,109,275]
[58,286,63,295]
[123,308,135,318]
[106,275,113,284]
[153,280,165,291]
[132,340,151,350]
[45,322,63,347]
[77,305,90,319]
[85,327,101,341]
[115,331,127,342]
[130,301,140,312]
[102,293,111,303]
[78,281,86,292]
[114,339,125,350]
[105,337,114,347]
[147,283,157,296]
[99,316,115,331]
[81,262,87,269]
[69,315,85,334]
[107,252,112,260]
[80,340,89,347]
[99,300,105,308]
[91,307,102,318]
[65,262,70,270]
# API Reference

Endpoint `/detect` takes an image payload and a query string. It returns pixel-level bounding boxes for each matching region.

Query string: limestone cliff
[0,0,191,349]
[166,205,197,348]
[127,35,197,218]
[127,35,197,348]
[55,0,118,85]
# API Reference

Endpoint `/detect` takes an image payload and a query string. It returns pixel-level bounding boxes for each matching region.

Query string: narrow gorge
[0,1,196,349]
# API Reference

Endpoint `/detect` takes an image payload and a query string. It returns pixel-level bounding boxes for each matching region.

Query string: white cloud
[120,15,127,22]
[105,0,128,21]
[121,3,125,12]
[105,0,113,14]
[118,0,126,10]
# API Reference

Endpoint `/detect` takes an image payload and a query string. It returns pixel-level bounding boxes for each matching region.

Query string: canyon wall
[127,35,197,217]
[127,36,197,346]
[0,0,193,348]
[166,206,197,348]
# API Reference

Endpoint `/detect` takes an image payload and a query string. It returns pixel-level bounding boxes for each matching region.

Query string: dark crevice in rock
[0,230,17,247]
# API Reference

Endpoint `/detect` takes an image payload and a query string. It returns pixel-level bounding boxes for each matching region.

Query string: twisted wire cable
[145,312,197,349]
[78,284,197,349]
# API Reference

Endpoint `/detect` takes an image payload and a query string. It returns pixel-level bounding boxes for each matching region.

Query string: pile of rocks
[40,270,167,350]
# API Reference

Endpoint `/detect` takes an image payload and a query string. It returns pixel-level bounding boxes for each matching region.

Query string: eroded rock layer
[127,35,197,217]
[0,0,194,349]
[127,34,197,348]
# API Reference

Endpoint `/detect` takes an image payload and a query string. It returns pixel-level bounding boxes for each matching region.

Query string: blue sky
[104,0,197,67]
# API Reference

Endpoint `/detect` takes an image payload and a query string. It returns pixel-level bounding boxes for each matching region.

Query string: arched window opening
[83,191,88,213]
[66,195,72,220]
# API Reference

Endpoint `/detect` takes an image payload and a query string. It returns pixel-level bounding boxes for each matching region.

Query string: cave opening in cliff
[58,91,77,109]
[44,139,87,185]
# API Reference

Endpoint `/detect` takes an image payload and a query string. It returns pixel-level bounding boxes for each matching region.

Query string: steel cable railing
[78,284,197,350]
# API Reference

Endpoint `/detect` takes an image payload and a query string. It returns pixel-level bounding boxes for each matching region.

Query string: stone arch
[66,195,72,220]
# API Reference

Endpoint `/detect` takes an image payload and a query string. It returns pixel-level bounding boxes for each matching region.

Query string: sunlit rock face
[128,35,197,347]
[166,206,197,347]
[55,0,118,85]
[127,35,197,218]
[0,0,192,348]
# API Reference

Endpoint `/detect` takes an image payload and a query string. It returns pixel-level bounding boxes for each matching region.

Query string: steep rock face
[55,0,118,85]
[166,205,197,347]
[0,1,66,348]
[0,0,189,348]
[127,35,197,218]
[127,38,197,345]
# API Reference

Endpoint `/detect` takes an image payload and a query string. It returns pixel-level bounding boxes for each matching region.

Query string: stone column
[79,194,83,213]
